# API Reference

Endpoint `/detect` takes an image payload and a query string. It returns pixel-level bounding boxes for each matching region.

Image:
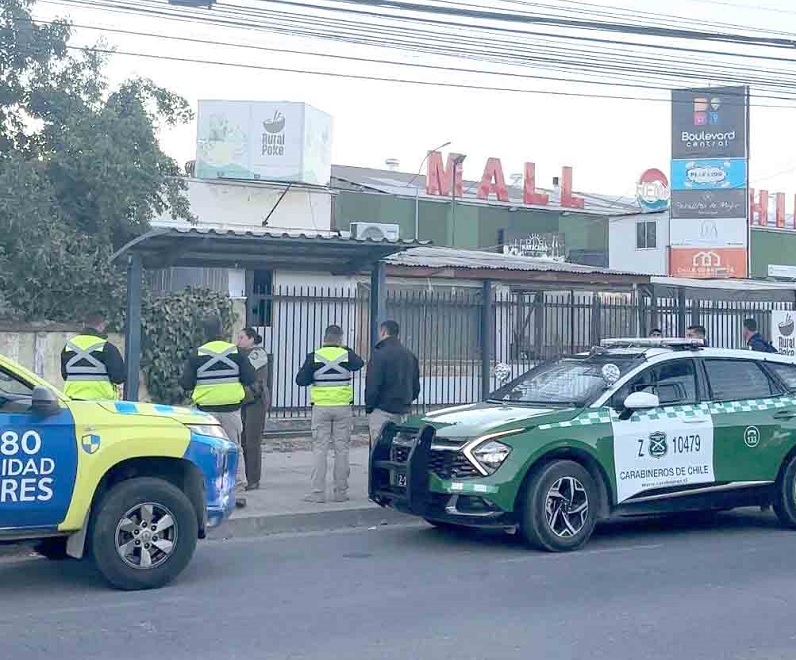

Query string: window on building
[246,269,273,328]
[636,220,657,250]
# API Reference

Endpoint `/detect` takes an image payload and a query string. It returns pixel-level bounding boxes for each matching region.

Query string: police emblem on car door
[610,359,715,504]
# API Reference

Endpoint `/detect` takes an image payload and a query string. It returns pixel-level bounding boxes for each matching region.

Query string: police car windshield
[491,354,643,406]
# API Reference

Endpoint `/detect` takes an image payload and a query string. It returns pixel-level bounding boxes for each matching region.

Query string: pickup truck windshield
[491,355,643,406]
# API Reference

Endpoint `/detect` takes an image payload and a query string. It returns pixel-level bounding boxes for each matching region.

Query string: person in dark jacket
[180,317,255,508]
[61,312,126,400]
[365,320,420,443]
[296,325,364,502]
[238,327,269,491]
[743,318,778,353]
[686,325,708,346]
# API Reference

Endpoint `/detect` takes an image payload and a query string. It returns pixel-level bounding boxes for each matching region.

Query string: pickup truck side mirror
[31,386,60,417]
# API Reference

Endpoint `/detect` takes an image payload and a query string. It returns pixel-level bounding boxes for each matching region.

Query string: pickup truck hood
[419,402,579,438]
[97,402,218,426]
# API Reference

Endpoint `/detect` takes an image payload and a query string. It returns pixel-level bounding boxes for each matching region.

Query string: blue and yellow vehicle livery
[0,353,237,590]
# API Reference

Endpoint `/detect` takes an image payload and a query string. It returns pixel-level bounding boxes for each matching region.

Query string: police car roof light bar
[600,338,704,350]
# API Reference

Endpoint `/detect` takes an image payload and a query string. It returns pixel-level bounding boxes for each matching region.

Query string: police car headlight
[472,441,511,474]
[463,430,521,476]
[188,424,229,440]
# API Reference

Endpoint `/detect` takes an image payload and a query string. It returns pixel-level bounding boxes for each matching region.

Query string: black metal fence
[257,284,793,420]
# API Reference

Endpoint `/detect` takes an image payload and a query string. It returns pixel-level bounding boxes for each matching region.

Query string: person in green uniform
[238,327,269,491]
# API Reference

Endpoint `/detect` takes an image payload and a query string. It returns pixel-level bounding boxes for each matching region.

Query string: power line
[44,0,796,75]
[45,0,796,96]
[47,19,796,102]
[39,0,796,105]
[248,0,796,49]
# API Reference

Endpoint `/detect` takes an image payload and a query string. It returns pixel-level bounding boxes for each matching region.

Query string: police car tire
[90,477,198,591]
[773,456,796,529]
[520,460,597,553]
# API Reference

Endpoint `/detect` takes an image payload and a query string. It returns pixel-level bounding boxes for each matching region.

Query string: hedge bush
[141,287,235,404]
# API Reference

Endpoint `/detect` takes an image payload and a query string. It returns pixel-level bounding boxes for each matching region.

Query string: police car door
[609,358,715,506]
[0,368,78,530]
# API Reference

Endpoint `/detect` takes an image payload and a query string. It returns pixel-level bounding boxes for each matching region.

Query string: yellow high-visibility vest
[310,346,354,407]
[63,335,117,401]
[191,340,246,407]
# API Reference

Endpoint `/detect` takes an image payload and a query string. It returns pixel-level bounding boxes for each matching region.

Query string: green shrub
[141,287,235,404]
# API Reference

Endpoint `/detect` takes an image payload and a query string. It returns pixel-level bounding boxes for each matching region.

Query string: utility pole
[450,153,466,247]
[405,141,451,240]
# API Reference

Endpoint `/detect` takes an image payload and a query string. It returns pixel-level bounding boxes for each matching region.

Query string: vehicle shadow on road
[0,555,110,593]
[407,507,787,555]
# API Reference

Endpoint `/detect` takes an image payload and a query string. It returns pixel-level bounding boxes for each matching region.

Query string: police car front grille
[391,446,411,463]
[428,451,480,479]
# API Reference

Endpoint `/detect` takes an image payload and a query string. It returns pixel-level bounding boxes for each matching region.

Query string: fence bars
[259,284,793,420]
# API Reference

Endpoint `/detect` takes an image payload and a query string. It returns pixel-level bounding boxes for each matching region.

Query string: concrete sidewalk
[208,442,411,539]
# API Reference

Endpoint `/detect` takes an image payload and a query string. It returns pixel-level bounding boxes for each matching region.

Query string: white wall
[152,178,333,232]
[609,212,669,275]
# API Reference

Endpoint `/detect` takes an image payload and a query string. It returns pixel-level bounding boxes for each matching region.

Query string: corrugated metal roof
[332,165,640,216]
[112,226,427,271]
[141,226,423,245]
[384,246,645,277]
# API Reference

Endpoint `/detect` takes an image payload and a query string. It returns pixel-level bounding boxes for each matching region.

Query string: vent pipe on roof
[385,158,400,170]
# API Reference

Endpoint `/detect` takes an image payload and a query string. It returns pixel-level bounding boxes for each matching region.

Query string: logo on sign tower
[636,169,670,213]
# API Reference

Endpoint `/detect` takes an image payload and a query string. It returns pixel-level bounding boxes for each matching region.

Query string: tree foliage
[0,0,193,323]
[141,287,235,405]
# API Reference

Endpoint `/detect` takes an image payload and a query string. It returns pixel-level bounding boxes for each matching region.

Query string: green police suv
[369,338,796,551]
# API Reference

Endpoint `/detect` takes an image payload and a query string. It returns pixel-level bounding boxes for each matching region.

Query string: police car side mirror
[623,391,660,412]
[31,386,60,417]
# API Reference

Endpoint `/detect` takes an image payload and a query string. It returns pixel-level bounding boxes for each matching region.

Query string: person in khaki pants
[295,325,364,503]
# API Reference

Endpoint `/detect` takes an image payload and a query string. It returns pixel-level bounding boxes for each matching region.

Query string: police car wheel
[90,477,198,591]
[520,460,597,552]
[773,455,796,529]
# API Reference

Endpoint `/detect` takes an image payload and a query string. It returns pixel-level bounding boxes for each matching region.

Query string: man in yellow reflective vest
[180,317,255,509]
[295,325,364,503]
[60,312,126,400]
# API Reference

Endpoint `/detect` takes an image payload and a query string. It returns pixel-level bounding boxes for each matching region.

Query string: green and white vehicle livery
[369,338,796,551]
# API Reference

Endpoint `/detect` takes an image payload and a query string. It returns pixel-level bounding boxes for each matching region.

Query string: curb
[206,505,413,540]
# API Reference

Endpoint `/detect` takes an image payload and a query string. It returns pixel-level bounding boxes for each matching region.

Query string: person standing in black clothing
[686,325,708,346]
[365,320,420,443]
[743,318,778,353]
[61,312,126,400]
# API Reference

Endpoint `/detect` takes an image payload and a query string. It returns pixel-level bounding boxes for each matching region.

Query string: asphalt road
[3,510,796,660]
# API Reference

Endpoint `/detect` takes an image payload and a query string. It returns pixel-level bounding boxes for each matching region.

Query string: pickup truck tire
[519,460,597,552]
[90,477,198,591]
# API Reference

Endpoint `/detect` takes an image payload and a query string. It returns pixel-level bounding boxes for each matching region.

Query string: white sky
[32,0,796,200]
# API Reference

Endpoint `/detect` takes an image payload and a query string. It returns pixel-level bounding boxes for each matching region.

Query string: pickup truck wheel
[774,455,796,529]
[519,460,597,552]
[90,477,198,591]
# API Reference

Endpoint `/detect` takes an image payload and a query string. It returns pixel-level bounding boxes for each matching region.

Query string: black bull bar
[368,422,434,515]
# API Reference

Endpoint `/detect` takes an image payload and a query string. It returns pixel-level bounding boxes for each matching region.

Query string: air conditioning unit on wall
[350,222,400,241]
